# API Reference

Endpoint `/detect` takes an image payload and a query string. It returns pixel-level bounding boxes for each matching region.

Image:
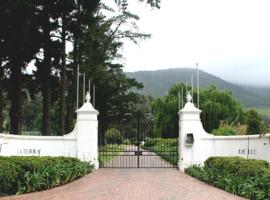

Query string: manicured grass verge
[99,144,124,166]
[143,138,178,166]
[0,156,94,196]
[185,157,270,200]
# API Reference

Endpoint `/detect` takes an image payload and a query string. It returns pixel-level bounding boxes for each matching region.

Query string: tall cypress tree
[0,0,41,134]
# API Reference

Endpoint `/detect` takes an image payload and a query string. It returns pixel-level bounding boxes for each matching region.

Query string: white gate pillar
[178,92,208,171]
[76,92,99,169]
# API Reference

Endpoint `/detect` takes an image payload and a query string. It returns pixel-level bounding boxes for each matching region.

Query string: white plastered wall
[178,93,270,172]
[0,92,99,169]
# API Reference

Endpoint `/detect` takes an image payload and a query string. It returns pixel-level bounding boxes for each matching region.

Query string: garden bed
[0,156,93,196]
[185,157,270,200]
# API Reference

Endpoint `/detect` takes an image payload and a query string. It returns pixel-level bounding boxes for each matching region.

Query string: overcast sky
[115,0,270,86]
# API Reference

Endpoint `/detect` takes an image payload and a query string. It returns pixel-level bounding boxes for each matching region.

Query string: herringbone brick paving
[1,169,246,200]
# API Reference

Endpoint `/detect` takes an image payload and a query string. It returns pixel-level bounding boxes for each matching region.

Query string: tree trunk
[59,16,66,136]
[0,63,3,133]
[9,61,22,135]
[41,17,51,136]
[42,83,51,135]
[65,85,76,132]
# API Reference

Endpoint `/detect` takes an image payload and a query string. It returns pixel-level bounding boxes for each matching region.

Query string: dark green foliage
[200,86,246,132]
[0,0,42,134]
[0,159,21,195]
[0,0,149,135]
[0,0,150,135]
[205,157,269,177]
[105,128,123,144]
[21,95,42,134]
[143,138,178,165]
[246,110,265,135]
[186,157,270,200]
[152,84,246,134]
[127,128,138,145]
[212,127,237,136]
[0,156,93,196]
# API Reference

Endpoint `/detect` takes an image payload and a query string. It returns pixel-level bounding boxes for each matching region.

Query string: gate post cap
[179,91,201,114]
[76,92,99,114]
[179,102,201,114]
[186,91,192,103]
[86,92,91,103]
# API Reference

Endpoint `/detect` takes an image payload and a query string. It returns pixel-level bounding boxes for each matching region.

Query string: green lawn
[142,138,178,166]
[98,144,124,166]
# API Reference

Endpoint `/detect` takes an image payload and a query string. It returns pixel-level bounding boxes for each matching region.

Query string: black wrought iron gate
[98,123,178,168]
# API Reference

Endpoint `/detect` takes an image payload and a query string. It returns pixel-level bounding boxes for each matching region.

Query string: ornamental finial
[186,91,192,103]
[85,92,91,103]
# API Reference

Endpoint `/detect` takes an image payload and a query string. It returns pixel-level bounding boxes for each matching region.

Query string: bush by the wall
[246,110,265,135]
[105,128,123,144]
[212,127,237,136]
[185,157,270,200]
[0,156,94,196]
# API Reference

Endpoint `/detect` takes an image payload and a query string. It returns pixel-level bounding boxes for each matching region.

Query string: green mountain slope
[127,68,270,107]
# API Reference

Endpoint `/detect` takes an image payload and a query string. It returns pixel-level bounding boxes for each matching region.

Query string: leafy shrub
[246,110,265,135]
[0,156,93,196]
[122,139,130,145]
[143,138,159,147]
[205,157,269,177]
[105,128,123,144]
[212,127,237,136]
[214,121,247,135]
[185,165,205,180]
[186,157,270,200]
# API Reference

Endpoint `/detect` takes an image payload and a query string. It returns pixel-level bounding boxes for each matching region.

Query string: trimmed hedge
[185,157,270,200]
[105,128,123,144]
[0,156,94,196]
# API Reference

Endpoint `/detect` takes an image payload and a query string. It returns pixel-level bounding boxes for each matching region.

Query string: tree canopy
[151,83,262,137]
[0,0,151,135]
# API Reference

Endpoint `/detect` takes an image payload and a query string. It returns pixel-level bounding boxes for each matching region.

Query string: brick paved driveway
[1,169,245,200]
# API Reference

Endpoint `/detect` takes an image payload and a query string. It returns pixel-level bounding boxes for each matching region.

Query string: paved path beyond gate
[103,145,175,168]
[1,169,245,200]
